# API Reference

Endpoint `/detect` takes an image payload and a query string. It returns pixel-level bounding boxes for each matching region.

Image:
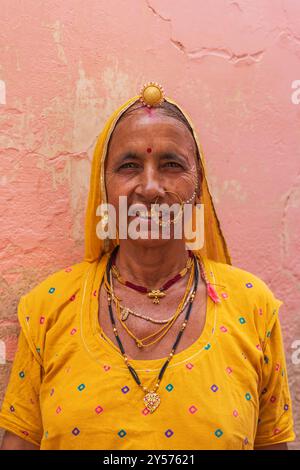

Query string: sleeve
[254,296,296,448]
[0,297,44,447]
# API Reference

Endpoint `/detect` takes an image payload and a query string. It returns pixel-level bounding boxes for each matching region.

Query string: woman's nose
[135,166,165,202]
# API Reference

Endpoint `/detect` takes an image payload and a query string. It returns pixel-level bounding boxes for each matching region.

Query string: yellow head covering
[84,85,232,265]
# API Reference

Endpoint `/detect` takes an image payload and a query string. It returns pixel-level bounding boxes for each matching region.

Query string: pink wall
[0,0,299,448]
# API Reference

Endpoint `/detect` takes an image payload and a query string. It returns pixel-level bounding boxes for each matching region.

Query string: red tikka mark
[144,107,155,117]
[146,147,152,153]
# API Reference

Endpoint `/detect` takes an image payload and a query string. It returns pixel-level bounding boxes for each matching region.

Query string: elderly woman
[0,83,295,450]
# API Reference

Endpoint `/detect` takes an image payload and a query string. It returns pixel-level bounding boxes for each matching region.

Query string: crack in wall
[147,0,264,64]
[171,41,265,64]
[146,0,171,22]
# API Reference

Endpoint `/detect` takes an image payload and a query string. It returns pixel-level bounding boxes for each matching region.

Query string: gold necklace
[104,259,194,349]
[109,285,194,324]
[108,263,194,325]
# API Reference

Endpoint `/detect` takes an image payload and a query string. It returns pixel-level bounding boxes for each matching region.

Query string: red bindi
[146,147,152,153]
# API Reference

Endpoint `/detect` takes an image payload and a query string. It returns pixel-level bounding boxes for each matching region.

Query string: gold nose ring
[150,190,184,226]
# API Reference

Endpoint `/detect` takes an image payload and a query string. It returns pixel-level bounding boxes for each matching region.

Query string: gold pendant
[144,392,161,413]
[147,290,166,304]
[120,307,130,321]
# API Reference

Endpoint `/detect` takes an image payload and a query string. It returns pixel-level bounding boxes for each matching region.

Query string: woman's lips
[128,203,177,221]
[131,211,162,222]
[136,214,161,220]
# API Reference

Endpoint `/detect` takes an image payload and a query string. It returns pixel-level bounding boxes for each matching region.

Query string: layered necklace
[109,272,194,325]
[106,260,195,349]
[104,246,200,413]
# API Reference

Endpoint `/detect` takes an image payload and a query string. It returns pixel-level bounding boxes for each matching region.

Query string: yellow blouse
[0,254,295,450]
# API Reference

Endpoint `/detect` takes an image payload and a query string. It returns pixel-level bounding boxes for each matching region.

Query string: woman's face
[104,107,199,246]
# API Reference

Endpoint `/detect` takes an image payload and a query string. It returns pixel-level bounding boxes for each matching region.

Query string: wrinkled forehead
[107,106,198,157]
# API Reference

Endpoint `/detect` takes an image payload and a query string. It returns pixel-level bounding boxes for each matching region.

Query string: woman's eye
[119,162,139,169]
[164,161,182,168]
[117,161,183,171]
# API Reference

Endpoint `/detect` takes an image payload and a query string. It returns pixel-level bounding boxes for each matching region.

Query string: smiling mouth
[129,203,180,221]
[136,213,160,220]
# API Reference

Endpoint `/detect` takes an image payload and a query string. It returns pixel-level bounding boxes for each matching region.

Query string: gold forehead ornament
[139,82,165,107]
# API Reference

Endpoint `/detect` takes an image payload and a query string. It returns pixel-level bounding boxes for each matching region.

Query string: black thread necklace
[105,246,199,413]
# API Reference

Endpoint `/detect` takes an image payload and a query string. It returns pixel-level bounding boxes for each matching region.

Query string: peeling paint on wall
[0,0,299,449]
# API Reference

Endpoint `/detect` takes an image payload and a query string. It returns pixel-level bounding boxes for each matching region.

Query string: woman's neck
[115,240,190,289]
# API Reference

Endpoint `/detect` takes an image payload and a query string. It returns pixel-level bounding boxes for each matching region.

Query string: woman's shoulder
[203,256,284,331]
[206,257,273,290]
[16,260,96,359]
[20,260,91,311]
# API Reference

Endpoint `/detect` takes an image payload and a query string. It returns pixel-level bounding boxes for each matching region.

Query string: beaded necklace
[108,275,194,324]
